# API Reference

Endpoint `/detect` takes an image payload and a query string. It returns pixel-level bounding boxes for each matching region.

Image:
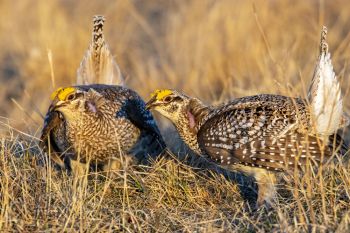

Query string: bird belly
[66,117,140,163]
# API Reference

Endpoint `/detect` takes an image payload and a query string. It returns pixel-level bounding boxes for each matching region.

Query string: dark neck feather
[187,98,211,131]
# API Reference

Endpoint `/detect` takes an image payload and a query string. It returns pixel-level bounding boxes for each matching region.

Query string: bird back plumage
[198,94,348,172]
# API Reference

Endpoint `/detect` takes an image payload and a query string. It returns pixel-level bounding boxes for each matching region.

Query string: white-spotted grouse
[146,27,349,207]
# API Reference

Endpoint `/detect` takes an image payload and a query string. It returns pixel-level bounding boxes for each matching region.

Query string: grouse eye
[163,96,172,102]
[66,93,75,101]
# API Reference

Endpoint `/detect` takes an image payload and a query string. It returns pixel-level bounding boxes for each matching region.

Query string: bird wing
[197,99,342,171]
[77,15,124,86]
[308,26,347,135]
[40,111,67,168]
[111,89,166,159]
[41,111,62,144]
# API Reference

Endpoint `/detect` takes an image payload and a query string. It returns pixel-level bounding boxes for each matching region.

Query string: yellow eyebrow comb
[150,89,173,100]
[50,87,76,101]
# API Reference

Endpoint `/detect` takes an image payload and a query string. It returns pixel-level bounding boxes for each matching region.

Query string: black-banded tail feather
[77,15,124,86]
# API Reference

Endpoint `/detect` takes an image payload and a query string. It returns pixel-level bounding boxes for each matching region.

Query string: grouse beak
[49,99,66,112]
[145,96,159,110]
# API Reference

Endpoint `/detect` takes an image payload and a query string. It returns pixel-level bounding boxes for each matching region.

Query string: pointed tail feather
[77,15,124,86]
[308,26,345,135]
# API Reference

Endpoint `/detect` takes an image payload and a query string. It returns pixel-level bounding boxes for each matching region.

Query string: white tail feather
[77,15,124,86]
[308,26,348,135]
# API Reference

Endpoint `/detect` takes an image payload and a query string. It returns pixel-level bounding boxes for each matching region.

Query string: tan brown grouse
[41,16,165,173]
[146,28,349,207]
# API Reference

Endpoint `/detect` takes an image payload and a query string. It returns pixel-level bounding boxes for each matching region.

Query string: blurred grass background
[0,0,349,136]
[0,0,350,232]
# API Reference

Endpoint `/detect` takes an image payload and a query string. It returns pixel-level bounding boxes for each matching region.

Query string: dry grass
[0,0,350,232]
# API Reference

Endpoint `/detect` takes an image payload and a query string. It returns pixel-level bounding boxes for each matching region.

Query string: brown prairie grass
[0,0,350,232]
